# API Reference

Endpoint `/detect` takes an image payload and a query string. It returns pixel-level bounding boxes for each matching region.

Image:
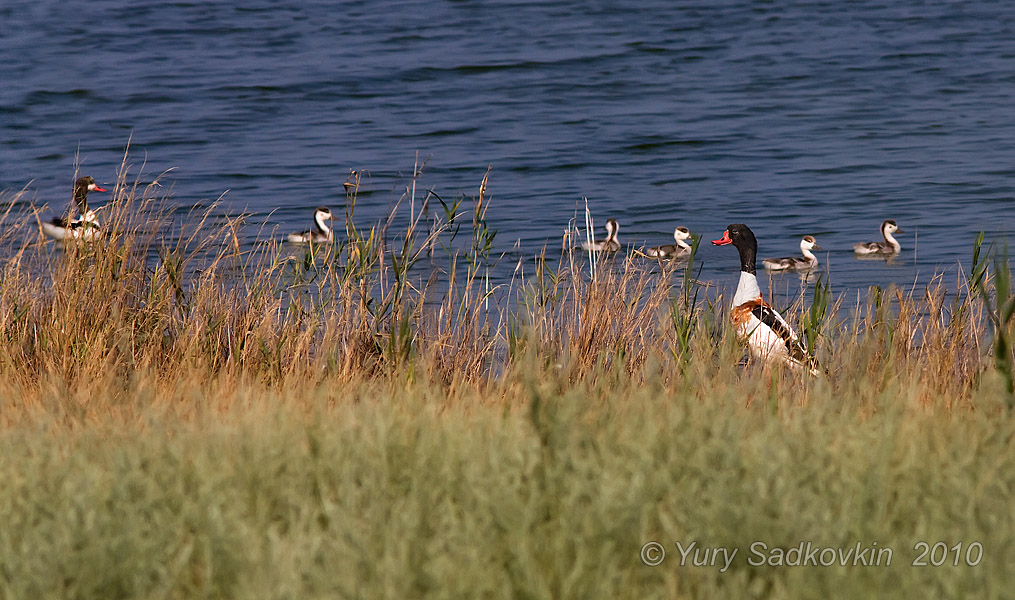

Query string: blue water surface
[2,0,1014,304]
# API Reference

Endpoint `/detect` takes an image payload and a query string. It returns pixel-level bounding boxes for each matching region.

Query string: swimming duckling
[580,218,620,252]
[854,220,902,255]
[763,235,821,271]
[643,226,692,259]
[286,207,336,243]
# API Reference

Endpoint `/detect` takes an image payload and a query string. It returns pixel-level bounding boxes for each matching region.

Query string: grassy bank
[0,160,1013,598]
[2,376,1013,598]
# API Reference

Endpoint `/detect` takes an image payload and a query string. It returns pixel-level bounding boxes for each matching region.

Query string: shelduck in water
[853,219,903,255]
[287,207,336,243]
[42,209,102,241]
[41,176,107,241]
[713,224,820,375]
[642,226,692,259]
[762,235,821,271]
[580,218,620,252]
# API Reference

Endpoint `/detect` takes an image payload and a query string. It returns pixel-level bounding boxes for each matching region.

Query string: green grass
[0,156,1014,598]
[1,376,1013,599]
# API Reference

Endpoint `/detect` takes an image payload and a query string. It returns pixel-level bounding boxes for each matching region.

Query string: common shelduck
[286,207,336,243]
[42,209,102,241]
[581,218,620,252]
[41,176,107,241]
[69,176,106,212]
[762,235,821,271]
[713,223,820,374]
[853,220,902,255]
[642,226,692,259]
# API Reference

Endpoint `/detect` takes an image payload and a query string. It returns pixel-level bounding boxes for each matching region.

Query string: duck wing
[762,257,792,270]
[750,303,811,364]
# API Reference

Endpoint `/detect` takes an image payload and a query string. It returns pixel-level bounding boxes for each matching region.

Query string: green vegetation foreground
[1,163,1013,598]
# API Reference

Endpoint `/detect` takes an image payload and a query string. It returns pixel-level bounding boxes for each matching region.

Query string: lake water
[3,0,1014,306]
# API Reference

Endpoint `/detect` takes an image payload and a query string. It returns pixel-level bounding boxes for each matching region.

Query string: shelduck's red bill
[94,185,108,192]
[712,230,732,246]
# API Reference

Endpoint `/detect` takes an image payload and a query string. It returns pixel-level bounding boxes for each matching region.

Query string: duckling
[580,218,620,252]
[643,226,692,259]
[287,207,336,243]
[763,235,821,271]
[854,220,902,255]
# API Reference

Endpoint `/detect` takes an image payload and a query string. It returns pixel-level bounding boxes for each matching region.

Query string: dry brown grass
[0,154,1011,430]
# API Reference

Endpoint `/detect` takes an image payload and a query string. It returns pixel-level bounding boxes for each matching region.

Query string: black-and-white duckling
[286,207,336,243]
[762,235,821,271]
[580,218,620,252]
[41,176,107,241]
[643,226,692,259]
[853,219,903,255]
[713,223,820,375]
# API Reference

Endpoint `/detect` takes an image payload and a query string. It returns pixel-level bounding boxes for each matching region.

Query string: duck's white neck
[800,245,816,261]
[314,212,332,236]
[882,229,900,251]
[732,271,762,307]
[675,235,691,250]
